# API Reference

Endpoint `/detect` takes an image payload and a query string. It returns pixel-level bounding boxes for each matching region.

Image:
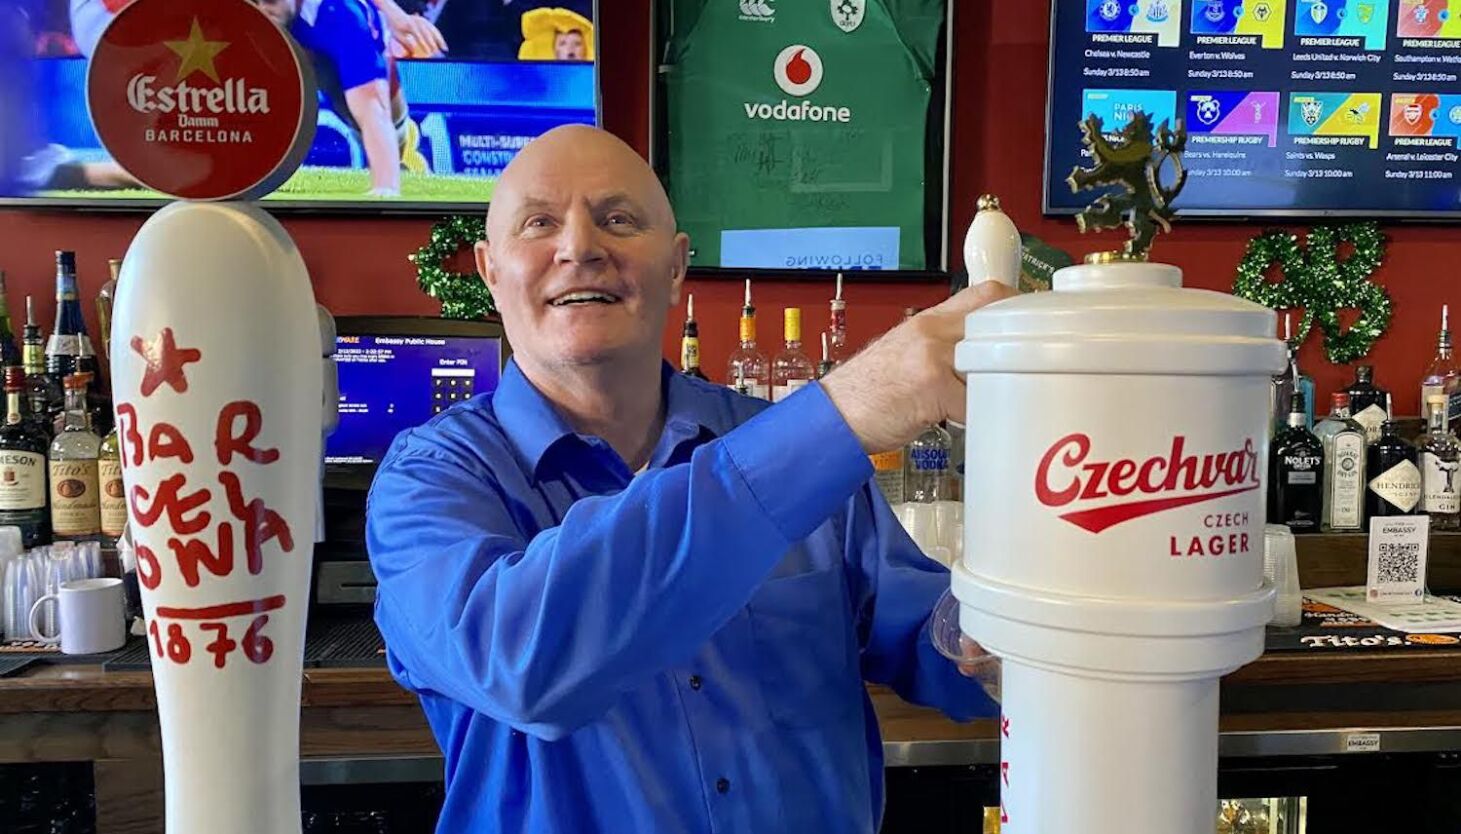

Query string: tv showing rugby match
[2,0,597,210]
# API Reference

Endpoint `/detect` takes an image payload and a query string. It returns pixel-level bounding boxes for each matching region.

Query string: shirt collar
[495,359,721,479]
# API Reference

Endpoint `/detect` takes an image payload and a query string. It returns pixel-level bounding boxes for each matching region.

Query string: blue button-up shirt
[366,360,996,834]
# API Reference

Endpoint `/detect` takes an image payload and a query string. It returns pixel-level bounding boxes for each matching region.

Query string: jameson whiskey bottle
[0,367,50,546]
[680,294,708,380]
[1420,394,1460,532]
[1345,365,1390,444]
[48,373,101,542]
[1314,393,1366,532]
[1367,420,1422,519]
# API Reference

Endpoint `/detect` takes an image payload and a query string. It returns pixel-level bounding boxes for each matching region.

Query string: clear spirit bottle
[21,296,60,438]
[0,367,50,546]
[1268,392,1324,533]
[1421,304,1460,425]
[905,423,952,504]
[1313,393,1366,532]
[1420,394,1460,531]
[1345,364,1390,444]
[825,273,851,367]
[771,308,815,402]
[48,373,101,542]
[99,423,126,547]
[726,279,769,400]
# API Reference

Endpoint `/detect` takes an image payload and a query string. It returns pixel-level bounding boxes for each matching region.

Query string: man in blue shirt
[366,125,1012,833]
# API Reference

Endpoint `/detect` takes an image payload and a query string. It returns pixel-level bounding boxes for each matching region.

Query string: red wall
[1,2,1454,414]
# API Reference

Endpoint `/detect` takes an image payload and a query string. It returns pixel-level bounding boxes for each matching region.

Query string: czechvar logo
[86,0,313,201]
[127,19,271,141]
[745,45,851,123]
[1035,433,1261,534]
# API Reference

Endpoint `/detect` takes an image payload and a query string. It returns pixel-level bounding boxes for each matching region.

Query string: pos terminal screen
[326,333,503,465]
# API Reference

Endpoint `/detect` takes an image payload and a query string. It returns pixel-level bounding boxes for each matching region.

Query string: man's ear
[475,239,495,290]
[667,232,690,307]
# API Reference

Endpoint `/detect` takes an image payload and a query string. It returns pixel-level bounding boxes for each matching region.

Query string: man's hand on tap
[821,282,1018,454]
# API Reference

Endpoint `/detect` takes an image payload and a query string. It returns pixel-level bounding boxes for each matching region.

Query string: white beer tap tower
[954,115,1286,832]
[86,1,331,831]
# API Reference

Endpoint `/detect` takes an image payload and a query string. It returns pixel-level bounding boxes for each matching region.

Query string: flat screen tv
[1045,0,1461,218]
[2,0,598,211]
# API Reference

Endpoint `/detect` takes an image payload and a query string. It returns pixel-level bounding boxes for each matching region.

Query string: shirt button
[688,675,703,691]
[716,778,730,794]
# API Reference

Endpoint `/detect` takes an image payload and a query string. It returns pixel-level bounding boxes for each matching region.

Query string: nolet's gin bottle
[905,423,952,503]
[1269,392,1324,534]
[1313,392,1366,532]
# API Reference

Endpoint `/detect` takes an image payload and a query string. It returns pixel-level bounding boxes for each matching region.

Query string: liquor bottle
[0,367,51,547]
[870,448,905,506]
[1345,364,1390,444]
[1366,420,1422,519]
[679,294,707,380]
[731,364,750,397]
[816,332,835,380]
[771,307,815,402]
[1268,392,1323,534]
[726,279,769,400]
[905,423,953,504]
[1313,393,1366,532]
[1270,313,1314,432]
[48,373,102,542]
[97,258,121,363]
[46,251,98,384]
[0,271,22,369]
[826,272,850,367]
[99,423,126,546]
[1420,394,1460,531]
[22,297,61,438]
[1421,304,1461,425]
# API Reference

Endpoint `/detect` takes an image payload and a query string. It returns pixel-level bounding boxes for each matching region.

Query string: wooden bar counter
[1,533,1458,833]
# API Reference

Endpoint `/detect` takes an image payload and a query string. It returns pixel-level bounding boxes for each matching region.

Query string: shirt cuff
[720,382,874,544]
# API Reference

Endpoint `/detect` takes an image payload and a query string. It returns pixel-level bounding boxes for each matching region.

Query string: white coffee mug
[29,577,126,654]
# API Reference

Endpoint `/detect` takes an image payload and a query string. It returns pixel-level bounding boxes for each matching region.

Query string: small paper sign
[1366,516,1430,602]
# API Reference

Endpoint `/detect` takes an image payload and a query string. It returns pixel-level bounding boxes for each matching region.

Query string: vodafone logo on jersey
[744,44,851,123]
[774,45,823,96]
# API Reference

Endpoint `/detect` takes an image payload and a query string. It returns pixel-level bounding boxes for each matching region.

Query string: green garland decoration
[1232,222,1390,365]
[412,215,495,320]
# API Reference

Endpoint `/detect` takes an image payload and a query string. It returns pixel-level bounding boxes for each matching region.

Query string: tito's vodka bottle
[726,280,769,400]
[0,367,50,546]
[771,308,815,402]
[1367,420,1421,519]
[1313,393,1366,532]
[1269,392,1323,533]
[48,373,101,542]
[1420,394,1460,531]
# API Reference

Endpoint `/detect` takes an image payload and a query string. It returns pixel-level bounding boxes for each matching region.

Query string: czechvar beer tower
[955,114,1286,831]
[87,0,334,831]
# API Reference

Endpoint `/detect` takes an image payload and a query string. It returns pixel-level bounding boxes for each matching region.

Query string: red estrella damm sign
[86,0,316,200]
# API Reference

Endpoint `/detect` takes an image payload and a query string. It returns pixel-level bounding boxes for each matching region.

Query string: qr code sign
[1377,541,1421,584]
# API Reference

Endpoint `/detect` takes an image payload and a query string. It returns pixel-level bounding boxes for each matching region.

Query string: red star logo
[131,328,202,397]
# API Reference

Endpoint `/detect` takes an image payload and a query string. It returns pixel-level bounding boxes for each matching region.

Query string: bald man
[366,126,1012,834]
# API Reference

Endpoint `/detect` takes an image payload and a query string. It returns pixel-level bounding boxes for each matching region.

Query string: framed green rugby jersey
[657,0,948,272]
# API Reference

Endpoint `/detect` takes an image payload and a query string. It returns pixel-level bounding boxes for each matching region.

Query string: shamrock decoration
[412,215,495,320]
[1232,222,1390,365]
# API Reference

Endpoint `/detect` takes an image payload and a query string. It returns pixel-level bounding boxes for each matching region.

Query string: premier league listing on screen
[1047,0,1461,217]
[7,0,596,208]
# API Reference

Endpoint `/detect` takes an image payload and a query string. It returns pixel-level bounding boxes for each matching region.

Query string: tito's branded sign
[1036,432,1262,557]
[87,0,315,201]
